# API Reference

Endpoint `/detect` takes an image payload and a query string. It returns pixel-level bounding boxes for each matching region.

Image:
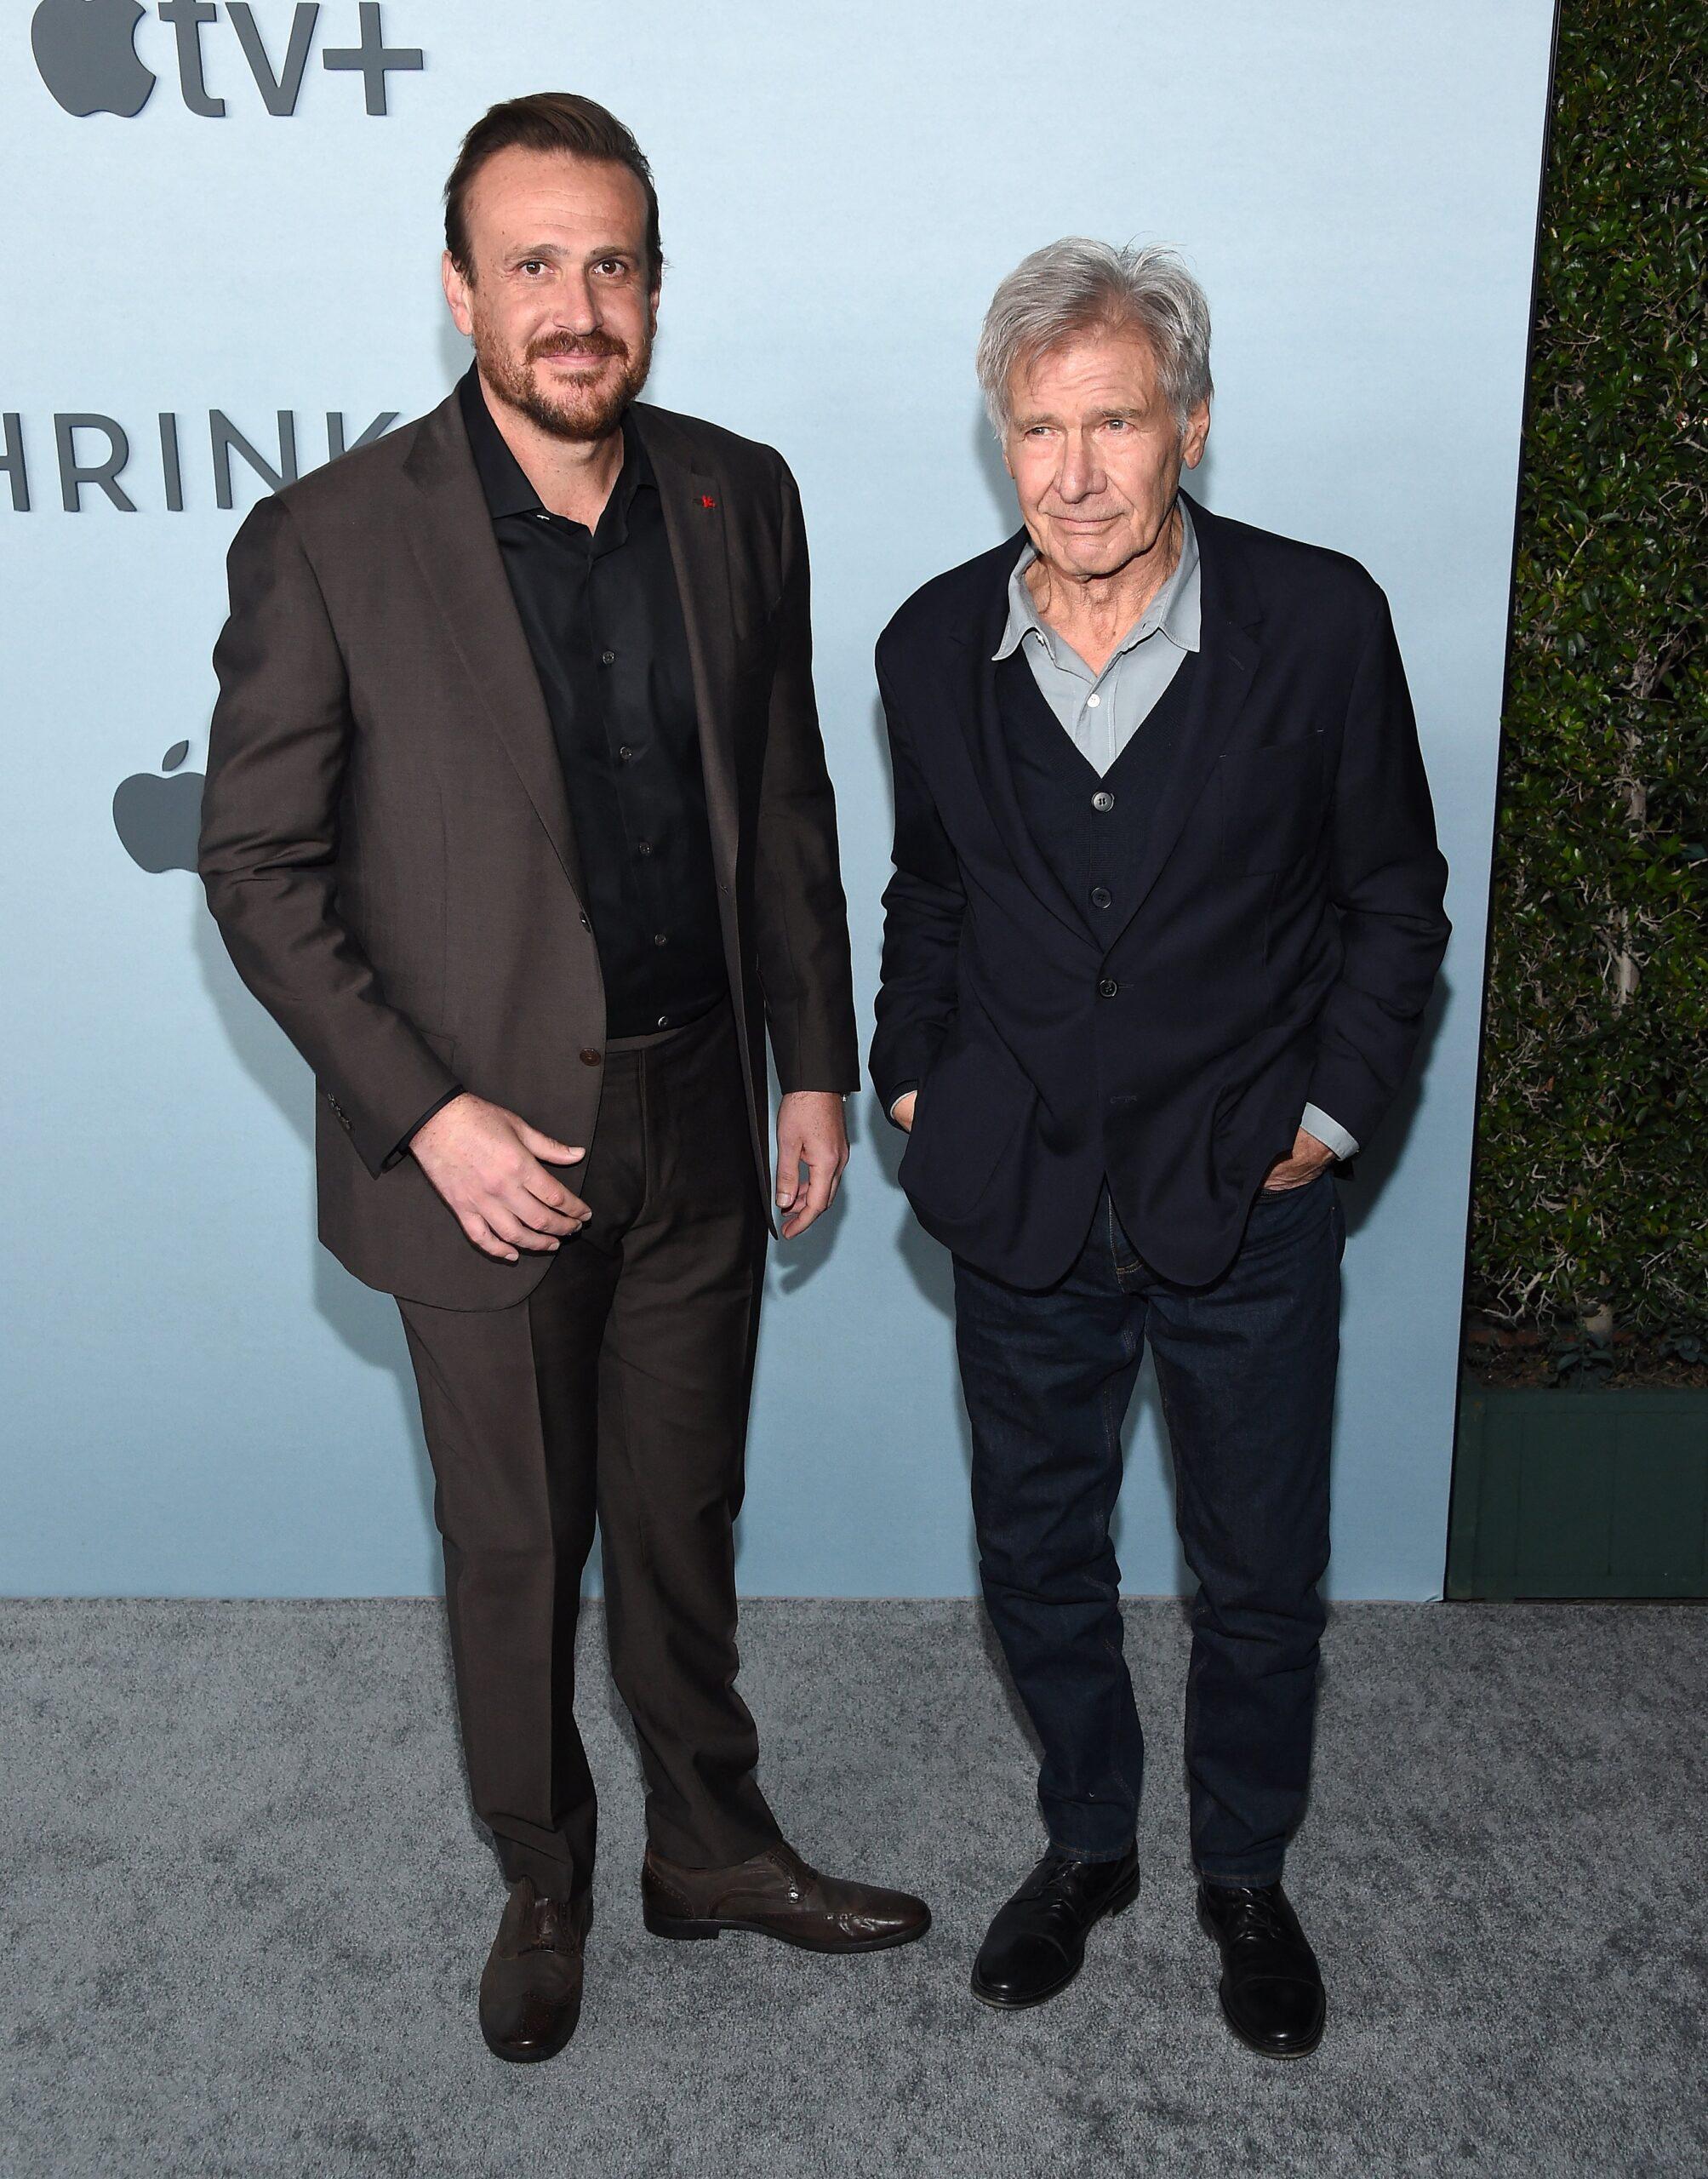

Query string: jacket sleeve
[750,459,860,1094]
[1304,586,1452,1147]
[869,643,967,1118]
[198,495,460,1180]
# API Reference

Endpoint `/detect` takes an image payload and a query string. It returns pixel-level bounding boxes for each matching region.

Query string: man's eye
[1103,417,1130,431]
[519,260,546,276]
[595,258,628,277]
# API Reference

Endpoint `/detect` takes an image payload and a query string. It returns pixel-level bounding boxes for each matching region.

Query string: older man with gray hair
[871,241,1449,2051]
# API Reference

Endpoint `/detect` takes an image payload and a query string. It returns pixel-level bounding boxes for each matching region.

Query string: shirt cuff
[887,1083,918,1126]
[383,1083,466,1171]
[1300,1103,1359,1162]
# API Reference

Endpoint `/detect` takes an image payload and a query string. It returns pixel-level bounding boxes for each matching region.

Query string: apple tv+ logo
[31,1,423,118]
[31,0,152,114]
[114,740,203,872]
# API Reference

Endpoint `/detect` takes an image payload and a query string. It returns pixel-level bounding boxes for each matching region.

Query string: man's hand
[776,1090,848,1240]
[1260,1126,1337,1193]
[891,1090,917,1134]
[410,1093,591,1262]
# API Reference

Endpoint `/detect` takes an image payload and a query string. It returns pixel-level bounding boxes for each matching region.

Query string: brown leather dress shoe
[642,1839,930,1953]
[478,1877,591,2063]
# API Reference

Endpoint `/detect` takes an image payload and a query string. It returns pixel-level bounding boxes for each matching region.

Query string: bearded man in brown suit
[198,93,928,2064]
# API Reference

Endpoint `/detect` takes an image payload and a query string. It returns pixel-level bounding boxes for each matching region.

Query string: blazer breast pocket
[1217,737,1326,875]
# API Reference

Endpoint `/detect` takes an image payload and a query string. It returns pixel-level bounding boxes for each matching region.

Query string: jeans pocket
[1255,1167,1330,1204]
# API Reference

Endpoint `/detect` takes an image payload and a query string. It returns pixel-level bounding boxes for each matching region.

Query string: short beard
[472,314,654,443]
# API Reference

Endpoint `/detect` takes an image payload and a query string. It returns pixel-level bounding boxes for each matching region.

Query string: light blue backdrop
[2,0,1556,1598]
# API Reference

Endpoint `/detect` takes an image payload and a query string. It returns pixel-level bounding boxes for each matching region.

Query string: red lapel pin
[699,493,717,510]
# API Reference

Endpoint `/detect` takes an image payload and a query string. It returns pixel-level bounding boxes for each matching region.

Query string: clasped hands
[410,1089,848,1263]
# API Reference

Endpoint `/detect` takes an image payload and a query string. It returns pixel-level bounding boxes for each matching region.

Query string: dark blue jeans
[954,1172,1345,1886]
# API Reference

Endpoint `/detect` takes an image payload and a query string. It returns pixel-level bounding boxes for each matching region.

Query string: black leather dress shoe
[478,1877,591,2063]
[1197,1880,1325,2057]
[971,1844,1140,2009]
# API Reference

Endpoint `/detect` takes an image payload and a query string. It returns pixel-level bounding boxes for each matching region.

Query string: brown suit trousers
[397,1002,777,1894]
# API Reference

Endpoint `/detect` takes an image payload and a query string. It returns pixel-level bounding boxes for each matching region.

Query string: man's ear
[442,249,474,340]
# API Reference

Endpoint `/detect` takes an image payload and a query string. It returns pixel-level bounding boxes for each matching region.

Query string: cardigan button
[580,1048,603,1067]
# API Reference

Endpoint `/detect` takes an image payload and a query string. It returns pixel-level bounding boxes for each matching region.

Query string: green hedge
[1467,0,1707,1341]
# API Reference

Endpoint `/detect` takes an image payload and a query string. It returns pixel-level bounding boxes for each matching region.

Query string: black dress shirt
[459,366,727,1035]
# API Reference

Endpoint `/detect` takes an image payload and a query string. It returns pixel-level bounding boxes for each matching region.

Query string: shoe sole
[968,1863,1142,2010]
[1195,1900,1326,2059]
[643,1903,931,1953]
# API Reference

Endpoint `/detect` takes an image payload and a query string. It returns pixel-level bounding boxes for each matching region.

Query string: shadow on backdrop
[189,870,448,1579]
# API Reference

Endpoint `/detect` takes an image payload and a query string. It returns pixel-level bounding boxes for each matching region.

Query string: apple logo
[114,741,203,872]
[31,0,156,118]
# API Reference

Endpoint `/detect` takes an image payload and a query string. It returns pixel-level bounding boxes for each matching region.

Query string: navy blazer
[869,489,1452,1289]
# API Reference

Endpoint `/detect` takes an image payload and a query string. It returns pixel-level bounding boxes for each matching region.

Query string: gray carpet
[2,1599,1703,2178]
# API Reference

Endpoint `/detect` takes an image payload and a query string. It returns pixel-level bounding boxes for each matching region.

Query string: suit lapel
[401,392,586,904]
[955,534,1092,944]
[969,649,1094,945]
[631,404,741,895]
[1100,490,1261,951]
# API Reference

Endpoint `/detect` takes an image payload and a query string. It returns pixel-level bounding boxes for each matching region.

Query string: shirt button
[1091,885,1112,909]
[1099,976,1118,998]
[656,1015,671,1029]
[637,840,652,856]
[618,745,633,761]
[653,932,668,947]
[1085,693,1101,709]
[1093,791,1116,812]
[579,912,591,930]
[601,650,615,666]
[580,1047,603,1067]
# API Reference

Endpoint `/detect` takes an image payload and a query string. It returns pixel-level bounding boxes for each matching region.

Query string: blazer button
[1092,790,1116,812]
[580,1048,603,1067]
[1091,885,1112,909]
[1098,976,1118,998]
[580,912,591,930]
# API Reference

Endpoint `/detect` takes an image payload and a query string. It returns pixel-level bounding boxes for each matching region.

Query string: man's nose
[553,272,601,335]
[1054,434,1104,503]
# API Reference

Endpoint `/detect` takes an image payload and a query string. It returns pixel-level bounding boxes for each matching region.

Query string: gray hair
[975,238,1214,435]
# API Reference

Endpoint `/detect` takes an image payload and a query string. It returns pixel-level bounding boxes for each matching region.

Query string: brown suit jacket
[199,386,859,1310]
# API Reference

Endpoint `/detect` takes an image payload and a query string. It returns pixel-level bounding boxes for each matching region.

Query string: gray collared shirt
[983,495,1357,1163]
[994,496,1202,775]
